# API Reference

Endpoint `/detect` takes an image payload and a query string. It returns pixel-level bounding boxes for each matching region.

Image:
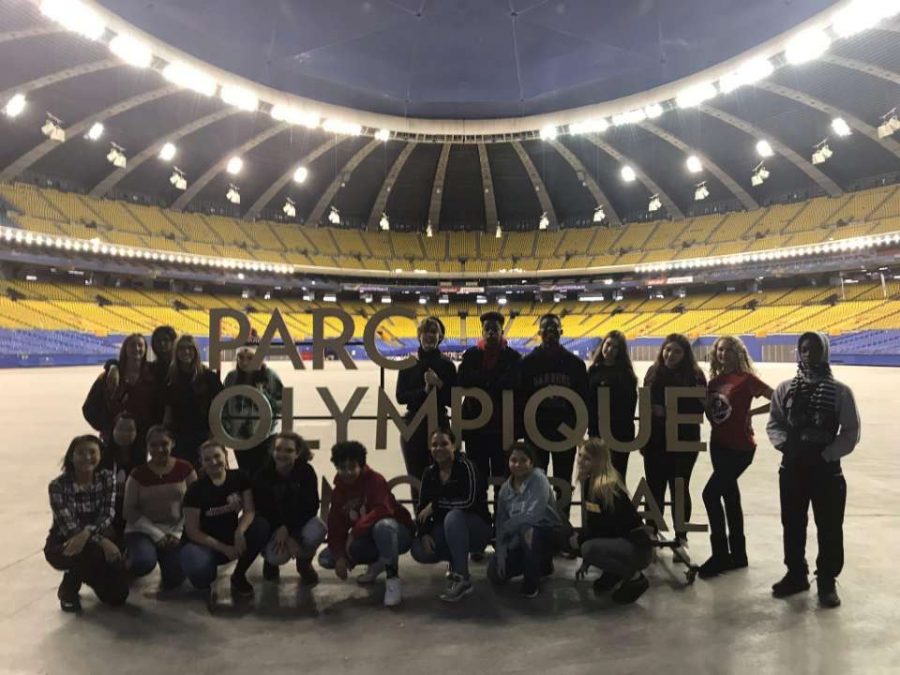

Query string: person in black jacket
[395,317,457,495]
[253,431,325,586]
[587,330,638,480]
[458,312,521,499]
[517,314,588,503]
[642,333,707,543]
[150,325,176,389]
[574,438,652,604]
[411,427,492,602]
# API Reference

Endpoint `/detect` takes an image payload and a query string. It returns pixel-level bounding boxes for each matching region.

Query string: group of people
[46,313,860,613]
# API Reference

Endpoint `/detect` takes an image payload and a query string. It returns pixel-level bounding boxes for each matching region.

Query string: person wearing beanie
[767,332,860,608]
[458,311,521,500]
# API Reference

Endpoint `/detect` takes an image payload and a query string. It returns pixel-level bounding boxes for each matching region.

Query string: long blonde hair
[577,437,626,511]
[709,335,757,379]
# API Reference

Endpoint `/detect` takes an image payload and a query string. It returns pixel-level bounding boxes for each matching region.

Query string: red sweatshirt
[327,466,413,557]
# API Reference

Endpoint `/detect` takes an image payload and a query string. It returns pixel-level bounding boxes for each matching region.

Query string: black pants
[610,450,629,481]
[400,418,433,500]
[779,459,846,580]
[44,539,129,606]
[643,449,699,539]
[702,444,754,553]
[234,436,272,478]
[488,526,565,586]
[465,431,507,499]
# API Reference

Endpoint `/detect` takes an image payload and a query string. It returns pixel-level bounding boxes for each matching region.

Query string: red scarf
[478,338,506,371]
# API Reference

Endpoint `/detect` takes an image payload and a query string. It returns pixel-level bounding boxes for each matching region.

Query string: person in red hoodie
[317,441,414,607]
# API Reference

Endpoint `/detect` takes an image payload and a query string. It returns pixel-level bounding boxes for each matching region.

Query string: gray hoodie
[766,332,860,464]
[495,468,565,547]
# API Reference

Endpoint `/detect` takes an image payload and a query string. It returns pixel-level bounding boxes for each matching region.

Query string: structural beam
[306,139,381,226]
[548,139,622,226]
[820,54,900,86]
[367,142,417,230]
[0,60,119,104]
[427,144,451,230]
[0,26,62,44]
[510,141,558,229]
[477,143,498,232]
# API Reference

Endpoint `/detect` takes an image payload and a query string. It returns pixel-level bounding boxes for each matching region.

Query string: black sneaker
[817,578,841,608]
[592,572,622,595]
[230,573,254,598]
[262,562,280,582]
[611,573,650,604]
[541,559,555,578]
[772,572,810,598]
[729,552,749,569]
[296,559,319,587]
[699,554,733,579]
[58,573,82,613]
[521,579,540,599]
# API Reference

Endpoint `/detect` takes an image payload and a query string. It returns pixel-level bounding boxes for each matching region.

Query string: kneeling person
[411,427,492,602]
[319,441,414,607]
[253,431,325,585]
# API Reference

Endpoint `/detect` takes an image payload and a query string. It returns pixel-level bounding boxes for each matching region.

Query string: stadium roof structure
[0,0,899,232]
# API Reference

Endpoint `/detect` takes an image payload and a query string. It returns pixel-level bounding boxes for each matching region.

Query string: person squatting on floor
[45,435,130,612]
[699,336,773,579]
[318,441,415,607]
[767,332,860,608]
[252,431,325,586]
[410,427,493,602]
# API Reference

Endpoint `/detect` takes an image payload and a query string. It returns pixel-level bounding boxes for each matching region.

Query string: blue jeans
[318,518,412,569]
[410,510,492,577]
[488,526,565,586]
[181,517,270,589]
[125,532,185,589]
[262,517,327,565]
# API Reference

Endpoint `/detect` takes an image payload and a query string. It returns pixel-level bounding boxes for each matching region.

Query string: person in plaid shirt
[44,434,129,612]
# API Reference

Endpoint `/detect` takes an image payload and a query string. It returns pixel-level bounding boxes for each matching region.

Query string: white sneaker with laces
[384,576,402,607]
[357,561,385,585]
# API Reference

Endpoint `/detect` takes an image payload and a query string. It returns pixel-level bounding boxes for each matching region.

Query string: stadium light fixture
[270,105,319,128]
[620,165,637,183]
[831,1,893,38]
[3,94,26,118]
[686,155,703,173]
[226,183,241,205]
[756,140,774,158]
[221,84,258,112]
[878,109,900,139]
[751,162,770,186]
[374,129,391,141]
[425,223,433,238]
[570,118,609,134]
[643,103,664,119]
[612,109,646,126]
[498,296,508,306]
[292,166,308,184]
[593,206,606,223]
[106,142,126,168]
[381,295,392,304]
[162,62,217,97]
[831,117,852,137]
[811,140,832,165]
[86,122,104,141]
[676,82,717,108]
[539,125,558,140]
[41,114,66,142]
[283,197,296,218]
[159,142,177,162]
[40,0,106,41]
[226,156,243,175]
[109,34,153,68]
[538,213,549,230]
[785,29,831,64]
[694,181,709,201]
[169,167,187,190]
[418,296,428,305]
[648,194,662,213]
[379,213,390,231]
[495,224,502,238]
[476,295,488,305]
[323,119,362,135]
[328,206,341,225]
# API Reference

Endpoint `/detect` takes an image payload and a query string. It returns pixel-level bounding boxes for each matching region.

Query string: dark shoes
[592,572,622,595]
[262,562,280,582]
[817,577,841,608]
[230,573,254,598]
[520,579,540,599]
[296,559,319,587]
[699,554,734,579]
[58,573,82,613]
[772,572,810,598]
[612,573,650,604]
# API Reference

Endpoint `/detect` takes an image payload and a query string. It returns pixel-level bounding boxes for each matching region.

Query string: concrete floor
[0,361,897,674]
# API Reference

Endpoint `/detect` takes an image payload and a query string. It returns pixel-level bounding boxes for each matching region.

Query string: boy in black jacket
[458,312,521,499]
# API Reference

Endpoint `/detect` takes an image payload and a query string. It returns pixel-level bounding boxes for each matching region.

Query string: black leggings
[643,449,699,539]
[44,539,129,606]
[702,444,754,550]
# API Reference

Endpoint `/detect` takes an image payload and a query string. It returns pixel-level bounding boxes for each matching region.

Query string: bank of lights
[169,167,187,190]
[621,166,636,183]
[379,213,390,231]
[106,143,126,168]
[292,166,308,184]
[636,232,900,274]
[751,162,769,187]
[159,142,177,162]
[86,122,104,141]
[226,156,243,175]
[3,94,26,118]
[109,34,153,68]
[538,213,549,230]
[162,63,217,97]
[328,207,341,225]
[40,0,106,41]
[374,129,391,142]
[878,110,900,139]
[694,181,709,201]
[0,225,295,274]
[648,194,662,213]
[831,117,852,137]
[593,207,606,223]
[686,155,703,173]
[226,184,240,205]
[283,198,296,218]
[41,114,66,143]
[270,105,320,129]
[756,140,774,158]
[812,140,833,165]
[539,126,558,141]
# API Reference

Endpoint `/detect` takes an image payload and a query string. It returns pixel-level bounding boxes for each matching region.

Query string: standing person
[410,427,492,602]
[44,435,129,612]
[222,345,284,477]
[164,335,224,467]
[123,425,196,590]
[574,438,653,604]
[517,314,589,501]
[149,326,176,389]
[318,441,414,607]
[699,336,773,579]
[488,442,569,598]
[181,440,269,599]
[253,431,325,586]
[767,332,860,608]
[83,333,161,448]
[641,333,707,543]
[587,330,638,480]
[458,311,521,500]
[395,317,457,493]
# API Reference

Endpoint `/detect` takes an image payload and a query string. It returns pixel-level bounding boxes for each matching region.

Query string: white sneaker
[384,576,402,607]
[357,561,385,585]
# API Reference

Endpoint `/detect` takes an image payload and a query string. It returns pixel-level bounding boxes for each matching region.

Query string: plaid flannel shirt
[48,469,116,543]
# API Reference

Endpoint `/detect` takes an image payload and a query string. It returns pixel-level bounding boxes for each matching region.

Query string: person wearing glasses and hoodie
[767,332,860,609]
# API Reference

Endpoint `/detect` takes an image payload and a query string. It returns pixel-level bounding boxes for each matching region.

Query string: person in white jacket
[766,332,860,608]
[123,425,197,589]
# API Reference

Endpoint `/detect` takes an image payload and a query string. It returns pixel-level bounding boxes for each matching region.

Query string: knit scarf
[787,361,836,427]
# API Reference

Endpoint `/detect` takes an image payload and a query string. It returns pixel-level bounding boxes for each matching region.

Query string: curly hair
[709,335,757,379]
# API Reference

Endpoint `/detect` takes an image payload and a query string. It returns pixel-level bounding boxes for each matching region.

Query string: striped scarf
[787,361,837,428]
